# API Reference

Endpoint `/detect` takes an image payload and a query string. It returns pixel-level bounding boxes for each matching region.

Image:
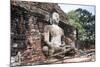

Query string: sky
[58,4,95,15]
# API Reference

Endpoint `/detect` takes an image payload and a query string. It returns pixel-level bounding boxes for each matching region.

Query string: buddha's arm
[44,25,50,44]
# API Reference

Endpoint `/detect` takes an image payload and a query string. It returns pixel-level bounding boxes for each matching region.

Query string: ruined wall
[11,1,68,23]
[11,1,77,64]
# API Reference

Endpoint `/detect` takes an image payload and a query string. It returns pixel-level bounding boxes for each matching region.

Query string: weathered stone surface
[11,1,77,65]
[11,0,68,23]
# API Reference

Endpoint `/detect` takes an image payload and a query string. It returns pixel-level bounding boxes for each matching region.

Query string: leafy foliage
[67,8,95,44]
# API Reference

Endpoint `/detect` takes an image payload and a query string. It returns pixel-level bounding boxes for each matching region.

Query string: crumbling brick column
[21,16,46,64]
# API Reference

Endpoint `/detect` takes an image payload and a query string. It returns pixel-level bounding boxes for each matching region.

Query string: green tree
[75,8,95,42]
[67,10,85,41]
[67,8,95,48]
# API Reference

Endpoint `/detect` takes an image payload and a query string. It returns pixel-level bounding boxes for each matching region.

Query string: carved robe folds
[43,24,65,56]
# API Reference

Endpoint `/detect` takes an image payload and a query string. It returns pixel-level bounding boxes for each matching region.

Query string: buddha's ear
[45,14,50,22]
[49,18,53,24]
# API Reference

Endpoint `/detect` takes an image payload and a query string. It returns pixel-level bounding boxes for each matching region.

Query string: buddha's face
[52,12,60,24]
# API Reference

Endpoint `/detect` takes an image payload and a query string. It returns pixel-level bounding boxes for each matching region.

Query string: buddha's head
[52,12,60,24]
